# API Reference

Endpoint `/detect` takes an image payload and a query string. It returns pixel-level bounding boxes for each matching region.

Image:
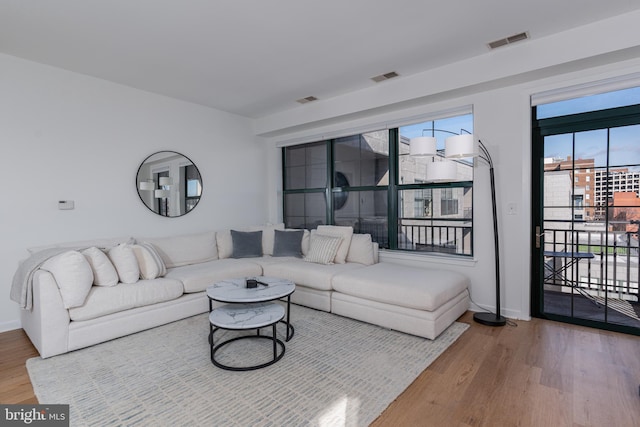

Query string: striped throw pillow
[304,234,342,265]
[133,242,168,279]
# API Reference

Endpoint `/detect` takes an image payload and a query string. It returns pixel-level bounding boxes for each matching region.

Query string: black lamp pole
[473,140,506,326]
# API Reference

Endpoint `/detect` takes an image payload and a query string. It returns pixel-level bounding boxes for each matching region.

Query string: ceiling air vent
[487,31,529,50]
[371,71,399,83]
[296,96,318,104]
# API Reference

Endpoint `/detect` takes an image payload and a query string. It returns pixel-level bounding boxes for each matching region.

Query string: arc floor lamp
[411,130,506,327]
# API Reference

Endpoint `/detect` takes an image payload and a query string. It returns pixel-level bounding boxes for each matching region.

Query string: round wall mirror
[136,151,203,217]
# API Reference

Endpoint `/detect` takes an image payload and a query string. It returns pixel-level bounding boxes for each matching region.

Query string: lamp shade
[445,134,476,158]
[426,160,457,182]
[154,189,170,199]
[410,136,437,156]
[159,177,172,186]
[139,180,155,191]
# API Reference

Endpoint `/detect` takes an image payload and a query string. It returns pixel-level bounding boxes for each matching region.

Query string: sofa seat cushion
[68,278,184,321]
[331,262,469,312]
[165,259,262,293]
[262,260,365,291]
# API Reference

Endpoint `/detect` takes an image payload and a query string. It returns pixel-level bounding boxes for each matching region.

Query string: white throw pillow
[315,225,354,264]
[132,243,167,280]
[82,247,119,287]
[346,233,376,265]
[301,229,310,256]
[108,243,140,284]
[133,245,158,280]
[41,250,94,308]
[304,234,342,265]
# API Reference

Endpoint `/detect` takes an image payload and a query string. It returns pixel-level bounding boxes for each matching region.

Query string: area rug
[27,305,468,426]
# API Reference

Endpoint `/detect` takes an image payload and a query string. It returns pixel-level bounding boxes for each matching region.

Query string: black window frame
[282,124,474,257]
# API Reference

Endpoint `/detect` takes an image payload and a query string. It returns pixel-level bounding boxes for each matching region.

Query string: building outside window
[282,111,474,256]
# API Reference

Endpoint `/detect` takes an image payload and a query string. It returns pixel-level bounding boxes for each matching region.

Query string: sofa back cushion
[216,230,234,259]
[28,237,134,255]
[245,223,285,255]
[143,231,218,268]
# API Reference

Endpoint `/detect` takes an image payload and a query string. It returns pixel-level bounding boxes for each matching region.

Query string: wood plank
[1,312,639,426]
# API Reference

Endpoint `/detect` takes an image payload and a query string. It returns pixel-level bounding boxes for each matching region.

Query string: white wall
[0,53,267,330]
[3,11,640,331]
[259,11,640,321]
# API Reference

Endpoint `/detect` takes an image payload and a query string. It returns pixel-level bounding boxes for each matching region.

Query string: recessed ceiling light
[487,31,529,50]
[371,71,399,83]
[296,96,318,104]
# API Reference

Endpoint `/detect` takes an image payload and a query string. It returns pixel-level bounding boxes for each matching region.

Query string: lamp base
[473,311,506,327]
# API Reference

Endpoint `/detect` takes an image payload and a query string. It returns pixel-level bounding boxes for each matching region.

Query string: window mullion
[388,128,398,249]
[327,139,334,225]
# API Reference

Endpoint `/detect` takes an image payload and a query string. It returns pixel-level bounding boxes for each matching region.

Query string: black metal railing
[543,227,639,300]
[398,218,472,255]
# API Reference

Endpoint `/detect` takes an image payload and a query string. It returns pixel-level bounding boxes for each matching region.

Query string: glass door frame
[531,104,640,335]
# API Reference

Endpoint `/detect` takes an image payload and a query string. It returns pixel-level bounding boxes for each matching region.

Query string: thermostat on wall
[58,200,75,210]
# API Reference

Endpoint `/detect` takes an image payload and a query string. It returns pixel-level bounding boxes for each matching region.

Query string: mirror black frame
[136,151,203,217]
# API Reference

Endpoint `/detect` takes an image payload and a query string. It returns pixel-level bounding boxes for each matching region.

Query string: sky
[536,86,640,119]
[540,86,640,169]
[399,114,474,151]
[544,125,640,169]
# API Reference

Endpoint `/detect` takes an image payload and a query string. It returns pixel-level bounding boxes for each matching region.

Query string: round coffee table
[209,302,285,371]
[207,276,295,341]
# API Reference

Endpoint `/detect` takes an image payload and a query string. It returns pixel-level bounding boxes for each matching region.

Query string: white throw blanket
[10,247,75,310]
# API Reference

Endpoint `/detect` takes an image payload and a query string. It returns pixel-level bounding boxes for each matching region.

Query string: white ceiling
[2,0,640,119]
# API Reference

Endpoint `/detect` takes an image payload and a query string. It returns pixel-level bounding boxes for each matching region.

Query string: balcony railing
[398,218,472,255]
[543,227,639,300]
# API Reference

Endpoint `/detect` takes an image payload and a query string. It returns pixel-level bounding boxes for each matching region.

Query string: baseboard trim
[0,319,21,333]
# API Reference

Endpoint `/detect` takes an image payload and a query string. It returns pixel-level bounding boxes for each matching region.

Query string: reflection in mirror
[136,151,202,217]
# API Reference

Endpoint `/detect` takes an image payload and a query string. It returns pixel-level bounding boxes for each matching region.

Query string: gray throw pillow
[231,230,263,258]
[273,229,304,257]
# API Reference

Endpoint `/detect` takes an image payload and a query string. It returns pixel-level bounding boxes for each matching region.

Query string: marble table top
[207,276,295,303]
[209,302,285,330]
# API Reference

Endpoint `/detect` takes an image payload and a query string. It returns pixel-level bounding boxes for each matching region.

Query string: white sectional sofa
[14,224,470,358]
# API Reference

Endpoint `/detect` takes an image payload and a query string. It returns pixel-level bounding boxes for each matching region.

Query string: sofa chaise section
[331,262,470,339]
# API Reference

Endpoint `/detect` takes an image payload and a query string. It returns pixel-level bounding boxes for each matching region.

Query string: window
[283,142,328,229]
[441,188,459,215]
[184,164,202,212]
[282,112,474,256]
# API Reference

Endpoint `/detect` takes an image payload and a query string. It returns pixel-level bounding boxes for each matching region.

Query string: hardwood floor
[1,312,639,426]
[0,328,38,405]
